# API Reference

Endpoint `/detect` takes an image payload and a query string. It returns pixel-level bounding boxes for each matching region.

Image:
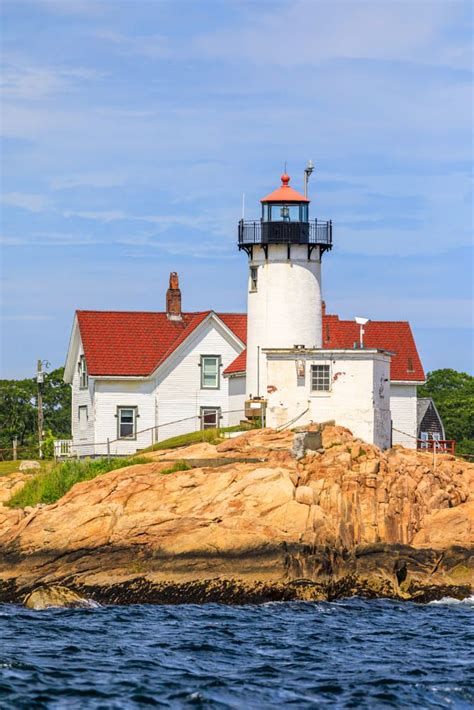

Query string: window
[311,364,331,392]
[200,407,221,430]
[78,355,88,389]
[250,266,258,292]
[78,406,88,434]
[200,355,220,389]
[117,406,137,439]
[420,431,429,449]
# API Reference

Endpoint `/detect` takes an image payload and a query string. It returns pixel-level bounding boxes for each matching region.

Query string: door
[200,407,221,430]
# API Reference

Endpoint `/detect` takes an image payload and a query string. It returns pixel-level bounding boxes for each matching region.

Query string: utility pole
[37,359,44,459]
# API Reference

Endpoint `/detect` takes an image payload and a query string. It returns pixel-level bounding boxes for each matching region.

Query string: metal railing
[417,439,456,455]
[53,408,250,460]
[238,219,332,248]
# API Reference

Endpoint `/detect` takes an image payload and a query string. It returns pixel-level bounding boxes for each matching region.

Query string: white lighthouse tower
[238,171,332,399]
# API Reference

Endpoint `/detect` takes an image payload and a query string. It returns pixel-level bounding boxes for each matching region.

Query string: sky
[0,0,472,379]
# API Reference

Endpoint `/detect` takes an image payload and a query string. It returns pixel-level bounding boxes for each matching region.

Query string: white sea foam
[429,595,474,606]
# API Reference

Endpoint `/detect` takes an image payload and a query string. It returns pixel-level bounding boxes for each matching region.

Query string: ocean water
[0,598,473,709]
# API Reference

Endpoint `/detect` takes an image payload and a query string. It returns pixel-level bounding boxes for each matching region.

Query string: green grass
[138,425,246,454]
[7,456,150,509]
[161,461,193,474]
[0,460,53,477]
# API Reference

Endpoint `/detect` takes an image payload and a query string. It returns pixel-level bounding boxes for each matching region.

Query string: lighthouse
[238,171,332,399]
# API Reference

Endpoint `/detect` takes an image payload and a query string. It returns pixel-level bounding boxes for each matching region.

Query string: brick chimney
[322,300,326,316]
[166,272,182,320]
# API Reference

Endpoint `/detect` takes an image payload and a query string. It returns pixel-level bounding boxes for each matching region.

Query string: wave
[429,595,474,605]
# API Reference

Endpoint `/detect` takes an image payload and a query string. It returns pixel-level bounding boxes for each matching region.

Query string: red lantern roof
[260,173,310,203]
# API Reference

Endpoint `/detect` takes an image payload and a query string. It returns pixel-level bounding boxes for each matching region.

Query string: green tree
[42,367,71,437]
[0,367,71,458]
[0,378,36,452]
[418,369,474,454]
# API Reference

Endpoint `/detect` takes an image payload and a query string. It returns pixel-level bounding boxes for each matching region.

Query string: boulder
[24,585,95,610]
[19,460,40,471]
[295,485,315,506]
[292,431,322,460]
[360,460,380,475]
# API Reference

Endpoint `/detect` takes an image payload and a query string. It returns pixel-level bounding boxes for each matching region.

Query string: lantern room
[260,173,309,222]
[238,171,333,255]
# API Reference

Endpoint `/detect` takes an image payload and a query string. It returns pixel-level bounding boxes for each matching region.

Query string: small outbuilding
[417,398,446,447]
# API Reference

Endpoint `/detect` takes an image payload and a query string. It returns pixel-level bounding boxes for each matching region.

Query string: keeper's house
[63,172,429,456]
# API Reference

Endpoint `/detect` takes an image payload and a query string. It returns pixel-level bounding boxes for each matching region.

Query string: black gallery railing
[238,219,332,247]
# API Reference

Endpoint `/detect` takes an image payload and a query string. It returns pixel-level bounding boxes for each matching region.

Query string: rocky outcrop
[0,427,472,605]
[24,585,95,609]
[0,470,34,505]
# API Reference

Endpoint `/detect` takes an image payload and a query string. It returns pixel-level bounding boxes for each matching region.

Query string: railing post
[12,438,17,461]
[107,438,111,462]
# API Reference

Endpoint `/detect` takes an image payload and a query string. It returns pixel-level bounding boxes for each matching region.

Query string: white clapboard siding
[228,375,246,426]
[72,316,244,456]
[390,384,418,448]
[71,342,95,457]
[155,319,243,441]
[94,379,157,456]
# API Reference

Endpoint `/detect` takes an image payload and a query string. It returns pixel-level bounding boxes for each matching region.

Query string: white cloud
[0,314,53,321]
[94,30,173,58]
[95,1,470,71]
[1,192,52,212]
[61,209,128,222]
[199,1,469,70]
[50,171,127,190]
[3,0,105,16]
[1,53,104,100]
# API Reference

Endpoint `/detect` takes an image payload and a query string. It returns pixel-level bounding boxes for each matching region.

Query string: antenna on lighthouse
[304,159,315,197]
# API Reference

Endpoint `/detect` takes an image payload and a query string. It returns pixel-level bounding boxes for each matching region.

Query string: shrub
[7,456,149,509]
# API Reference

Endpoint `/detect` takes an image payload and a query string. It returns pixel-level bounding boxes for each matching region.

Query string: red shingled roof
[77,309,424,382]
[223,315,425,382]
[322,315,425,381]
[223,349,247,375]
[76,311,246,377]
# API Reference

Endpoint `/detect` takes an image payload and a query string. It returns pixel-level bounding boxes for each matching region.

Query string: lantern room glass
[262,203,308,222]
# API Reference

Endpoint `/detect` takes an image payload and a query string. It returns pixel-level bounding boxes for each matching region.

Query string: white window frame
[250,266,258,292]
[78,405,88,436]
[200,407,222,430]
[117,406,138,440]
[78,355,88,390]
[420,431,429,449]
[311,364,331,393]
[200,355,221,390]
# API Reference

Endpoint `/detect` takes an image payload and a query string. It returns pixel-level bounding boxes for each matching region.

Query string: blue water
[0,598,473,709]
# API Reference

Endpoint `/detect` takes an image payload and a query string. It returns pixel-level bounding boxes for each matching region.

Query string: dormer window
[79,355,88,389]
